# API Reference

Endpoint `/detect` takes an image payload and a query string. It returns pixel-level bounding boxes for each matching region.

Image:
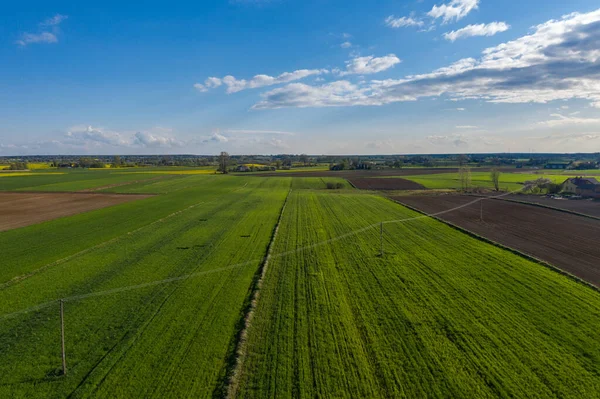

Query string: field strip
[393,198,600,292]
[0,182,250,290]
[225,189,292,398]
[0,188,520,321]
[491,196,600,221]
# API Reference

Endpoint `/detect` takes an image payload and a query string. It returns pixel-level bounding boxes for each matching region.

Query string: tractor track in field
[1,186,520,321]
[0,182,250,292]
[224,188,292,399]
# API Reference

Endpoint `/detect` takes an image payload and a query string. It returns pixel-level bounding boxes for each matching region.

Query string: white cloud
[62,125,183,149]
[444,22,510,41]
[428,0,479,24]
[428,134,468,147]
[203,132,229,143]
[224,129,295,135]
[339,54,401,76]
[65,126,128,147]
[538,113,600,128]
[253,81,370,109]
[17,14,68,47]
[366,139,395,150]
[16,32,58,46]
[133,131,183,148]
[40,14,68,27]
[456,125,479,129]
[196,69,328,93]
[341,41,353,48]
[385,16,424,28]
[254,9,600,110]
[194,77,223,92]
[456,108,466,111]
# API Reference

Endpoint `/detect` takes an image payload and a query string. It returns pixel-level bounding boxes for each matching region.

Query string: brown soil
[506,195,600,218]
[393,194,600,287]
[349,178,426,190]
[0,192,153,232]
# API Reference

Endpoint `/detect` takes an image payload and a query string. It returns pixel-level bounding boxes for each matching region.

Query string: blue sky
[1,0,600,155]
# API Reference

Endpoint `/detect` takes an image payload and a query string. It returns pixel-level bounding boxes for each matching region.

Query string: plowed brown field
[0,192,153,232]
[393,194,600,287]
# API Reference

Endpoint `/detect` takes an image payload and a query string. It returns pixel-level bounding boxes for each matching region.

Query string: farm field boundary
[495,196,600,220]
[391,197,600,292]
[394,194,600,287]
[0,192,154,232]
[0,188,518,319]
[0,181,250,289]
[236,190,600,398]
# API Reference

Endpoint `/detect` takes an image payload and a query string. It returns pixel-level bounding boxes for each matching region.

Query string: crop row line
[0,187,517,321]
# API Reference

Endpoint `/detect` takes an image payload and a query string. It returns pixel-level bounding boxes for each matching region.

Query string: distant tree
[112,155,122,168]
[457,154,469,166]
[218,151,230,173]
[490,168,501,191]
[299,154,309,166]
[275,160,282,169]
[8,162,28,170]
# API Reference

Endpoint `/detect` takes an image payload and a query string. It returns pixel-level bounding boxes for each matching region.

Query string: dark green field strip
[237,191,600,398]
[0,176,249,285]
[0,171,112,191]
[0,178,290,398]
[97,174,191,194]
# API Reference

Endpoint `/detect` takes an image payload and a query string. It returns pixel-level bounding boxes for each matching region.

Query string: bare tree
[218,151,230,174]
[459,166,472,192]
[490,168,501,191]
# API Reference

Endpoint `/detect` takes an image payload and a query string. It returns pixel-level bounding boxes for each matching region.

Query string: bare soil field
[507,195,600,218]
[393,194,600,287]
[0,192,153,232]
[349,177,426,190]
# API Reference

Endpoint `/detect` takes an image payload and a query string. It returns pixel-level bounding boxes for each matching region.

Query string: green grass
[236,190,600,398]
[401,171,570,191]
[0,176,291,397]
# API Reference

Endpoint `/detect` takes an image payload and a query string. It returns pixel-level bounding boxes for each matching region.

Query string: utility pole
[60,299,67,376]
[380,222,384,257]
[480,200,483,222]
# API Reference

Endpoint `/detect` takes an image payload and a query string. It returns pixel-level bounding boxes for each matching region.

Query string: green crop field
[235,190,600,398]
[400,171,570,191]
[0,175,291,397]
[2,169,600,398]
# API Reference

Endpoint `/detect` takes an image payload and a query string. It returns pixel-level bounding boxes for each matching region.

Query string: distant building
[545,162,570,170]
[236,165,250,172]
[562,177,600,198]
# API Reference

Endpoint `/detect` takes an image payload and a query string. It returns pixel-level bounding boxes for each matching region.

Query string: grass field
[0,176,291,397]
[400,171,570,190]
[2,168,600,398]
[235,190,600,398]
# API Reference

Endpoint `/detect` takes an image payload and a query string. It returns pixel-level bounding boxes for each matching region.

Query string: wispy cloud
[337,54,401,76]
[538,113,600,128]
[40,14,68,27]
[195,69,328,93]
[385,16,424,28]
[16,32,58,46]
[17,13,68,47]
[444,22,510,41]
[427,0,479,24]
